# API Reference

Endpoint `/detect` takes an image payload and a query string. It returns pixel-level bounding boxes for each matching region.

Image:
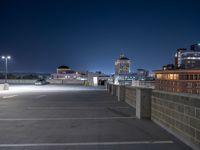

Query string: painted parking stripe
[0,141,174,147]
[27,106,130,110]
[0,116,136,121]
[35,95,47,99]
[2,95,18,99]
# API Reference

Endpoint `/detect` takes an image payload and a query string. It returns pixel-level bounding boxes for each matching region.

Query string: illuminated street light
[1,55,11,83]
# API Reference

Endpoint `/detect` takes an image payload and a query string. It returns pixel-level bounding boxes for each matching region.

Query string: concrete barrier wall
[48,79,84,85]
[0,79,85,85]
[0,79,36,84]
[152,90,200,150]
[125,86,136,108]
[107,84,151,119]
[112,85,117,96]
[107,83,200,149]
[0,84,8,90]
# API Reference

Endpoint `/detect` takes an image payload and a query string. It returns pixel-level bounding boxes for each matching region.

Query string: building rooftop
[155,69,200,73]
[57,65,70,69]
[119,54,130,60]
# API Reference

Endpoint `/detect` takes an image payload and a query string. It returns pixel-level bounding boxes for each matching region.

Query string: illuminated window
[170,74,174,79]
[156,74,162,79]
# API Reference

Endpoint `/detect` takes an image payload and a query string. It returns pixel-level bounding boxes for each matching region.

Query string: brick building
[155,69,200,94]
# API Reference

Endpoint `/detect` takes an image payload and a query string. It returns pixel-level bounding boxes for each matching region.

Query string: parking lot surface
[0,85,192,150]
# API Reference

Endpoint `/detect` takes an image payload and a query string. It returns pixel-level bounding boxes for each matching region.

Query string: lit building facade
[175,48,186,68]
[115,54,131,74]
[114,55,135,85]
[52,66,81,79]
[174,44,200,69]
[180,51,200,69]
[155,70,200,94]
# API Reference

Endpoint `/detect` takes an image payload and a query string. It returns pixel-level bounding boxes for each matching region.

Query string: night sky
[0,0,200,74]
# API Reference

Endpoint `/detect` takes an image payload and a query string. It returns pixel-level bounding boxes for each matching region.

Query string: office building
[180,51,200,69]
[174,44,200,69]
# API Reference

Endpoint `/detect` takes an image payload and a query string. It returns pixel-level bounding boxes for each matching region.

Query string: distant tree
[22,74,39,79]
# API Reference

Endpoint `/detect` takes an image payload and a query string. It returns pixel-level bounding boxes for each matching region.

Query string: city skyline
[0,0,200,73]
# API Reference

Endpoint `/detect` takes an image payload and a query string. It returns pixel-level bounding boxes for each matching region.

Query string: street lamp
[1,55,11,83]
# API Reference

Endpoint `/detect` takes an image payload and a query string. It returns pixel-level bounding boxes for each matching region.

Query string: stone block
[184,105,196,117]
[190,117,200,130]
[196,129,200,142]
[176,104,184,114]
[196,108,200,120]
[184,125,195,137]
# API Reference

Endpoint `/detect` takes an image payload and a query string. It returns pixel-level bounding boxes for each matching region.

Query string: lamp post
[1,56,11,83]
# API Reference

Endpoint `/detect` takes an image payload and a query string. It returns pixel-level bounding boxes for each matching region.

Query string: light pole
[1,55,11,83]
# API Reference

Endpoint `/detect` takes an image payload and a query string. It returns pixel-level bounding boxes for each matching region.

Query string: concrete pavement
[0,85,193,150]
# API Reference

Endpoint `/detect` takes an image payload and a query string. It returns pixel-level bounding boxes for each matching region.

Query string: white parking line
[0,141,174,147]
[35,95,47,99]
[0,116,136,121]
[27,106,130,110]
[2,95,18,99]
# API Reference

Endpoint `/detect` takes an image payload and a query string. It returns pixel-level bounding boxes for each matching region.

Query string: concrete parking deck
[0,85,193,150]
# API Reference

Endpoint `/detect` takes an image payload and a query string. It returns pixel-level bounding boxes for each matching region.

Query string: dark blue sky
[0,0,200,74]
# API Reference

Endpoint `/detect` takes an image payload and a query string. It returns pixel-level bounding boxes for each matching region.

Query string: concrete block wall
[119,86,125,101]
[152,90,200,150]
[107,83,200,149]
[136,87,152,119]
[125,86,136,108]
[107,84,151,119]
[112,85,117,96]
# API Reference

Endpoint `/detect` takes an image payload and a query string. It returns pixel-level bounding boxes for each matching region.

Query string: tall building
[114,54,134,85]
[180,51,200,69]
[174,48,186,68]
[115,54,131,74]
[174,44,200,69]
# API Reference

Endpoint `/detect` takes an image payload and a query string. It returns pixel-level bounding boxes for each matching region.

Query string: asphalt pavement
[0,85,193,150]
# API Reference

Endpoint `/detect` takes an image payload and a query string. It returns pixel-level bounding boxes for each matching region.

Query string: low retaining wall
[0,79,36,84]
[48,79,85,85]
[107,84,152,119]
[125,86,136,108]
[0,83,9,90]
[0,79,85,85]
[152,90,200,150]
[107,83,200,150]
